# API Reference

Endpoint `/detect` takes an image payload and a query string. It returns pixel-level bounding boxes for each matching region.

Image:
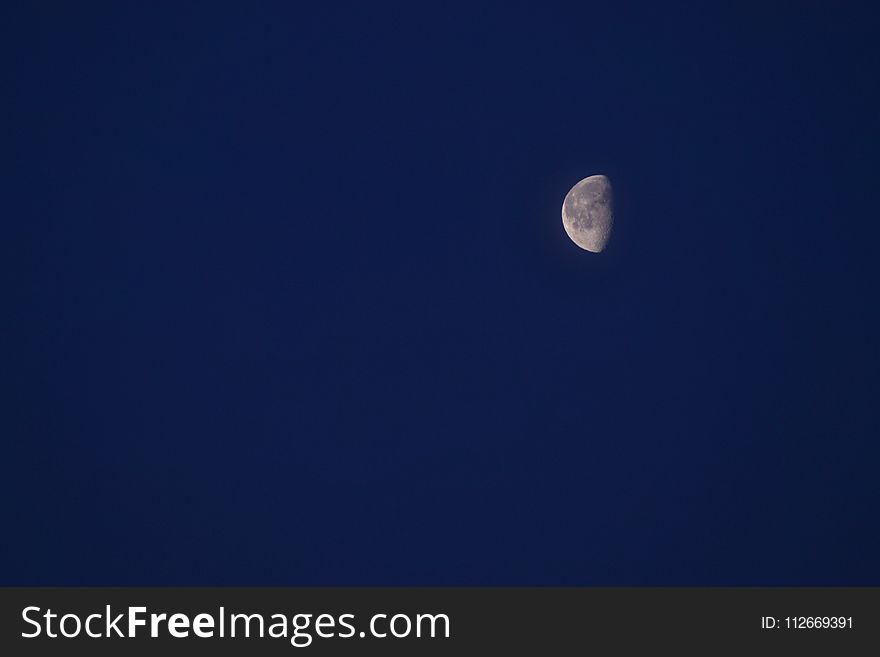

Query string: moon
[561,174,613,252]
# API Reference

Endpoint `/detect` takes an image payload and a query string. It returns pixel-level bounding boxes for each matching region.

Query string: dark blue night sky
[3,2,879,584]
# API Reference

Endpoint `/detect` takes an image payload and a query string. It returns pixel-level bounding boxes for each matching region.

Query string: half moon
[561,174,613,253]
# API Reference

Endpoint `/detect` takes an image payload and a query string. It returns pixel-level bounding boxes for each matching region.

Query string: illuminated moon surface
[561,174,613,252]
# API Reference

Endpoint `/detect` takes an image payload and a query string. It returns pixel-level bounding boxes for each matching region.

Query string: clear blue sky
[3,1,879,584]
